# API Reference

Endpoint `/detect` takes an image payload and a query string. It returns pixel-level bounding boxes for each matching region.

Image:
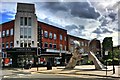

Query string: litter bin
[47,62,52,70]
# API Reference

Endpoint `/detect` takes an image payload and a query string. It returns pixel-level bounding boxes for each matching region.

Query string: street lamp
[112,46,115,74]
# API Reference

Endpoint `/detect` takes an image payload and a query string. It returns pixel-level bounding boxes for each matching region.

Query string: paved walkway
[15,65,120,79]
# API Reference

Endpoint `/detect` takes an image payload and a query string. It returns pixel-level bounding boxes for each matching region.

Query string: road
[0,65,119,80]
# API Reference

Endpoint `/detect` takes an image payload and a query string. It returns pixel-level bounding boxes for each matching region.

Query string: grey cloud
[65,24,78,31]
[93,27,113,34]
[65,24,85,31]
[41,2,100,19]
[108,12,117,21]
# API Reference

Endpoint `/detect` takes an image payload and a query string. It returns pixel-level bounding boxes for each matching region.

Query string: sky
[0,0,120,46]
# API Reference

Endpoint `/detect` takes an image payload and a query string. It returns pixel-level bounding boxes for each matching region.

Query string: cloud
[41,2,100,19]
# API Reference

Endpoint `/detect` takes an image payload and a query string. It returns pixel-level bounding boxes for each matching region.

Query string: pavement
[9,65,120,79]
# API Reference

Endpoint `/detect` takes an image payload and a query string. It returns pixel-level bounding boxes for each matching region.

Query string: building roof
[67,34,89,41]
[38,21,67,32]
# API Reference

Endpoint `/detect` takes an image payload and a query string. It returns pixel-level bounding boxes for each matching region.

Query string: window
[20,43,23,47]
[20,27,23,38]
[44,31,48,38]
[64,46,66,51]
[24,27,27,38]
[44,42,48,48]
[54,34,56,40]
[6,30,9,36]
[28,28,31,38]
[24,17,27,26]
[10,28,13,35]
[10,42,13,48]
[24,43,27,47]
[28,17,32,26]
[64,36,66,41]
[49,32,52,39]
[49,43,52,48]
[60,34,62,40]
[82,42,84,46]
[20,17,23,25]
[6,42,9,48]
[2,31,5,37]
[28,43,31,47]
[53,44,57,49]
[0,31,1,38]
[2,43,4,49]
[60,44,62,50]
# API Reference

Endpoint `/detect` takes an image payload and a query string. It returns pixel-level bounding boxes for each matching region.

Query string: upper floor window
[81,42,84,46]
[6,42,9,48]
[24,27,27,38]
[10,28,13,35]
[60,44,62,50]
[60,34,62,40]
[24,17,27,26]
[20,17,23,26]
[2,31,5,37]
[53,44,57,49]
[44,42,48,48]
[49,32,52,39]
[49,43,52,49]
[20,27,23,38]
[6,30,9,36]
[2,43,4,49]
[28,28,31,38]
[44,31,48,38]
[0,31,1,38]
[54,34,56,40]
[28,17,32,26]
[10,42,13,48]
[64,46,66,51]
[64,36,66,41]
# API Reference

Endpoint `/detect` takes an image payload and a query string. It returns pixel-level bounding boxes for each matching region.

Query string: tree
[102,37,113,59]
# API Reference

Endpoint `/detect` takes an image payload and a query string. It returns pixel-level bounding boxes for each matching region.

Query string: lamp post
[105,51,108,77]
[112,46,115,74]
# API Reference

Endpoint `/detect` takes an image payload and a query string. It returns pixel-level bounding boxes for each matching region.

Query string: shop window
[54,34,56,40]
[2,31,5,37]
[60,34,62,40]
[6,42,9,48]
[24,17,27,26]
[44,31,48,38]
[44,42,48,48]
[49,32,52,39]
[20,17,23,26]
[10,28,13,35]
[10,42,13,48]
[49,43,52,49]
[53,44,57,49]
[28,17,32,26]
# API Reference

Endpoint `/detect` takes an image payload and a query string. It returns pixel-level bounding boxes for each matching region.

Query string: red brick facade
[38,21,67,51]
[1,20,14,49]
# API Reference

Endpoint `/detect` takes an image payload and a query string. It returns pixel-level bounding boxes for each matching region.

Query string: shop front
[5,48,37,68]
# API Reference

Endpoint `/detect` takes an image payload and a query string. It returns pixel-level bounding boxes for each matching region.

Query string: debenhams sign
[6,48,37,52]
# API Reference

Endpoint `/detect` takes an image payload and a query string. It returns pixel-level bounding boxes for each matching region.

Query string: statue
[65,39,106,70]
